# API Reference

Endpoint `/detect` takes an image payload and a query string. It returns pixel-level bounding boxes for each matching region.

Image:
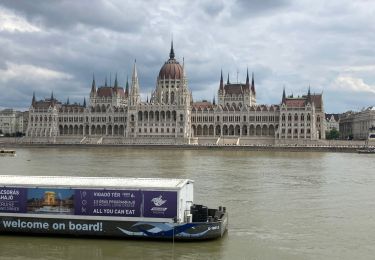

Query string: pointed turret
[83,97,86,107]
[32,92,36,106]
[251,72,255,94]
[91,74,96,93]
[306,85,312,104]
[169,40,175,59]
[227,73,230,85]
[50,91,54,100]
[219,69,224,90]
[130,60,140,105]
[114,73,118,97]
[282,87,286,104]
[104,76,107,87]
[125,76,129,96]
[245,68,250,90]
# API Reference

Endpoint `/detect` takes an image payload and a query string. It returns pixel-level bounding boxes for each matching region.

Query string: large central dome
[158,42,183,80]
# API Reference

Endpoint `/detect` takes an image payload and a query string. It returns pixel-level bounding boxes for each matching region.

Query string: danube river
[0,147,374,260]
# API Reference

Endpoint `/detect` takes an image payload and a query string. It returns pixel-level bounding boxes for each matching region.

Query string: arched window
[171,92,175,104]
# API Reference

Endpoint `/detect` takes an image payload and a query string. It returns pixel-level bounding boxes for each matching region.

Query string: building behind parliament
[25,43,325,145]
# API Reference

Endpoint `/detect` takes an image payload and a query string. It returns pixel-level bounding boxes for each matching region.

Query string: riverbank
[1,142,368,153]
[1,137,372,153]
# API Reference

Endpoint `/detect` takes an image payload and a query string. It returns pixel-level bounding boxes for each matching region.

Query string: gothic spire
[246,68,250,89]
[213,96,216,105]
[67,97,70,105]
[91,74,96,93]
[32,92,36,106]
[169,40,175,59]
[227,73,230,85]
[114,73,118,88]
[83,97,86,107]
[130,59,140,105]
[132,60,138,80]
[307,85,312,103]
[125,75,129,95]
[219,69,224,90]
[105,76,107,87]
[282,86,286,104]
[51,91,54,100]
[251,72,255,94]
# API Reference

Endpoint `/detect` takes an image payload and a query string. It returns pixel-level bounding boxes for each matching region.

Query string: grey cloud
[0,0,375,113]
[0,0,147,32]
[231,0,291,17]
[202,1,225,17]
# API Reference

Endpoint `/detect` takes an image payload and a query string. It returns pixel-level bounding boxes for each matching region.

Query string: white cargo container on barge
[0,175,228,240]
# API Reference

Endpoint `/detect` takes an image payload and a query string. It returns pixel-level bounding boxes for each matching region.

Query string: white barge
[0,175,228,240]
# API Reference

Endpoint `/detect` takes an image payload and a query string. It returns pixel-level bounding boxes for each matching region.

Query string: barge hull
[0,215,228,241]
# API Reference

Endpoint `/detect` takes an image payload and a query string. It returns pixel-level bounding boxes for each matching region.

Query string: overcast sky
[0,0,374,113]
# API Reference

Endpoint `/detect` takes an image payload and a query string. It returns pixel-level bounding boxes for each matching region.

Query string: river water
[0,147,374,260]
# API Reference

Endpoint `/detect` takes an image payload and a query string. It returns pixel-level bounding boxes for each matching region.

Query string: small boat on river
[0,175,228,241]
[0,149,16,156]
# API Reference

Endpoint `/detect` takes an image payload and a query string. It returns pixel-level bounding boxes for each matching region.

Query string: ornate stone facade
[339,107,375,140]
[0,109,24,134]
[25,43,325,144]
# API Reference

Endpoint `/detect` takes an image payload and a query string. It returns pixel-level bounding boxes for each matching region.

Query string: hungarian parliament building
[25,43,325,145]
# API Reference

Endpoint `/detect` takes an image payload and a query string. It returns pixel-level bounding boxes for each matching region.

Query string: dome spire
[169,40,175,59]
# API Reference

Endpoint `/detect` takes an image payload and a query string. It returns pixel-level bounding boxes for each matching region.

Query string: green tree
[326,128,340,140]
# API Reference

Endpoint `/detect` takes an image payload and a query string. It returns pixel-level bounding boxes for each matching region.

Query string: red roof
[224,83,247,95]
[192,101,214,110]
[97,87,125,97]
[284,94,323,109]
[285,98,306,107]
